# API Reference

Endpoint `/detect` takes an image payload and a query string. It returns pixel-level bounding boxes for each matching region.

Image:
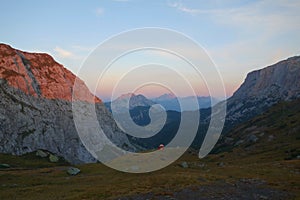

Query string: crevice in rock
[13,57,31,94]
[16,51,42,97]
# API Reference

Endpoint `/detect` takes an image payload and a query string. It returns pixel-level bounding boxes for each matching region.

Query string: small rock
[197,163,205,168]
[257,194,268,199]
[259,132,265,137]
[296,155,300,159]
[248,134,258,143]
[268,135,274,142]
[239,178,266,185]
[217,162,225,167]
[164,195,176,200]
[0,163,10,168]
[235,140,244,146]
[224,137,234,144]
[36,150,48,158]
[67,167,80,175]
[180,161,188,168]
[49,154,59,163]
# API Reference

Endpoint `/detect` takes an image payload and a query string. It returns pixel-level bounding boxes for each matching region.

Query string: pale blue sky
[1,0,300,100]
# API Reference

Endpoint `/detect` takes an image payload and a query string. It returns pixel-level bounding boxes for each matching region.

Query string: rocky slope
[0,43,134,164]
[223,56,300,132]
[214,98,300,155]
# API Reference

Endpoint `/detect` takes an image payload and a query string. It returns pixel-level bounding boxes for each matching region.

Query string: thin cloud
[54,47,73,58]
[168,2,201,14]
[168,0,300,34]
[167,0,300,96]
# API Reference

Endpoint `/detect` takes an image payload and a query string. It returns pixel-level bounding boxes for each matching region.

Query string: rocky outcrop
[0,43,135,164]
[0,44,100,102]
[232,56,300,100]
[224,56,300,132]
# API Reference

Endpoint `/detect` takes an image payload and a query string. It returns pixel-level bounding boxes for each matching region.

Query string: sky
[1,0,300,101]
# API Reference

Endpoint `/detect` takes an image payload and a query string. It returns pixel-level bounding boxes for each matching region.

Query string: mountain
[105,93,219,114]
[128,56,300,150]
[153,94,219,111]
[104,93,155,112]
[223,56,300,133]
[153,93,176,101]
[189,56,300,149]
[0,43,135,164]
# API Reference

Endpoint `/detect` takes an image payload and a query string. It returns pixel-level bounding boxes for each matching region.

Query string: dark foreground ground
[119,180,291,200]
[0,149,299,200]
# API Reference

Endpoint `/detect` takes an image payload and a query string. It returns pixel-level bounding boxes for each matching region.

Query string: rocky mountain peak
[0,44,134,164]
[105,93,155,113]
[0,43,101,103]
[232,56,300,100]
[155,93,176,101]
[224,56,300,132]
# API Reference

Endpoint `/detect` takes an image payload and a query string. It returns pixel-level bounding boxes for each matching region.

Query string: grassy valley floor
[0,150,299,200]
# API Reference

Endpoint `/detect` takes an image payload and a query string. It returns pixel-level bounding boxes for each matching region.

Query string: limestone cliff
[0,44,134,164]
[224,56,300,131]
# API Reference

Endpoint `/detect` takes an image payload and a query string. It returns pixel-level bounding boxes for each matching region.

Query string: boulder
[49,154,59,163]
[180,161,188,168]
[234,140,244,146]
[259,132,265,137]
[67,167,81,175]
[36,150,48,158]
[0,163,10,168]
[268,135,275,142]
[248,134,258,143]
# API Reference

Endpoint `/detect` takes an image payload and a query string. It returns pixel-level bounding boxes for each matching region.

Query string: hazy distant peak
[155,93,177,101]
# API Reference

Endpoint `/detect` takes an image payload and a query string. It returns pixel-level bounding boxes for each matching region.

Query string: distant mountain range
[152,94,219,112]
[105,93,219,112]
[104,93,155,113]
[125,56,300,149]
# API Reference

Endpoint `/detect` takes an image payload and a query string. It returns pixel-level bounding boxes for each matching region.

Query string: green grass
[0,150,299,199]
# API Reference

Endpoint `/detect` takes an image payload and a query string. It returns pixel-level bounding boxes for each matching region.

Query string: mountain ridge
[221,55,300,133]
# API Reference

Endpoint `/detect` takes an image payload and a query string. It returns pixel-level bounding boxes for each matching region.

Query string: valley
[1,99,299,199]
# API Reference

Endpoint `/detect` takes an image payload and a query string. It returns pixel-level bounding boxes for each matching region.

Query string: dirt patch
[117,179,293,200]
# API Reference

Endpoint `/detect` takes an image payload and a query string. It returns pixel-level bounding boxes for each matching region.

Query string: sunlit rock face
[0,43,135,164]
[0,43,101,102]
